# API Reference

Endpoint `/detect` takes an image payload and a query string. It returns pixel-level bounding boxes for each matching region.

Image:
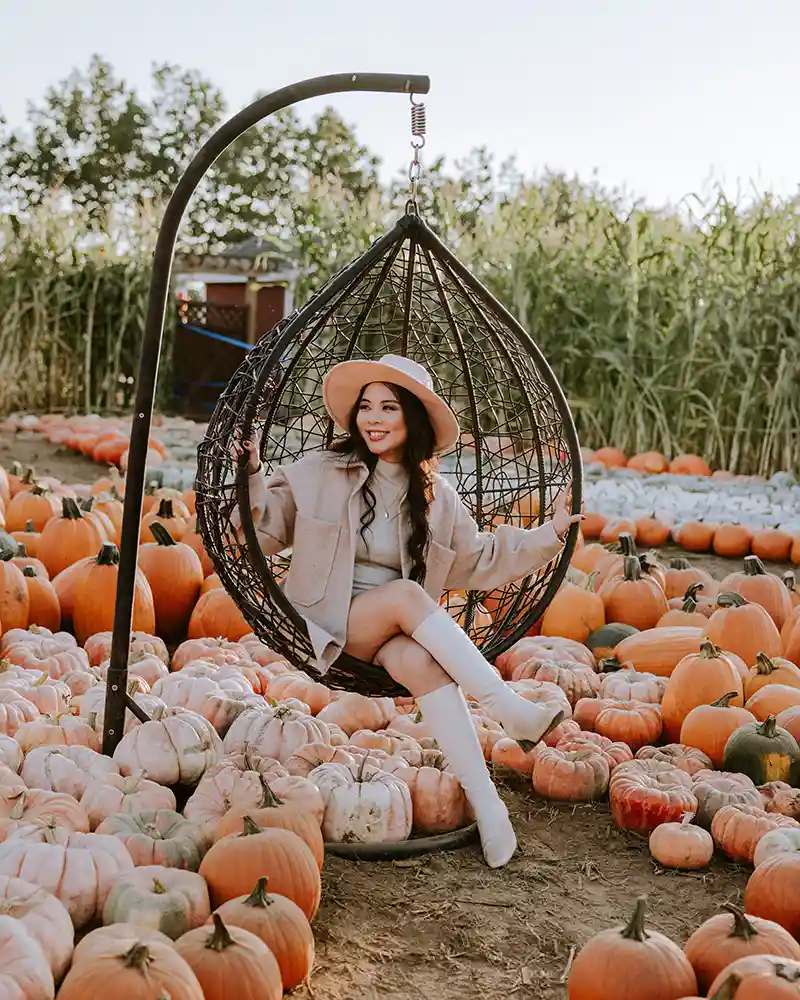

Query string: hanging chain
[407,95,426,214]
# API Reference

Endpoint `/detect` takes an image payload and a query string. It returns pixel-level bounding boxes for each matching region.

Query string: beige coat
[242,451,563,673]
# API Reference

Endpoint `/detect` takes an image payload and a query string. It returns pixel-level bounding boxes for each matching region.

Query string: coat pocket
[424,540,457,598]
[285,513,341,606]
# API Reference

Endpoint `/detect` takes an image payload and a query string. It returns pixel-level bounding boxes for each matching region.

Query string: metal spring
[410,98,426,144]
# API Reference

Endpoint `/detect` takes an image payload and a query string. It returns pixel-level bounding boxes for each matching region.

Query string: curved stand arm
[102,72,430,755]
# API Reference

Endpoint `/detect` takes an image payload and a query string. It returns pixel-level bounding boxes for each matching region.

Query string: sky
[1,0,799,210]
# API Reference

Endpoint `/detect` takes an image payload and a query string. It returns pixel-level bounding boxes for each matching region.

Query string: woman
[234,354,582,867]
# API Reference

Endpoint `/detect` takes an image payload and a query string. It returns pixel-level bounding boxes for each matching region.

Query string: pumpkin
[0,825,134,928]
[745,654,800,703]
[747,685,800,721]
[541,575,605,643]
[495,636,596,678]
[668,454,711,475]
[591,446,627,468]
[557,732,633,771]
[777,706,800,744]
[708,957,800,997]
[173,912,283,1000]
[137,523,203,642]
[714,523,754,559]
[211,782,324,868]
[310,758,412,844]
[599,667,667,704]
[113,709,222,787]
[389,759,469,833]
[752,527,794,563]
[102,866,211,940]
[188,587,252,641]
[634,515,671,548]
[649,813,713,870]
[660,639,744,742]
[0,874,74,981]
[754,826,800,867]
[683,903,800,993]
[285,743,359,778]
[532,746,610,802]
[598,556,669,630]
[4,640,88,679]
[711,803,800,864]
[672,519,717,553]
[594,700,663,751]
[567,896,698,1000]
[0,912,55,1000]
[266,672,332,715]
[720,556,793,629]
[609,760,697,832]
[744,853,800,939]
[784,571,800,609]
[212,876,314,991]
[587,623,639,661]
[692,772,764,828]
[36,497,106,578]
[703,593,783,666]
[182,756,289,831]
[723,716,800,785]
[628,450,669,474]
[0,551,30,633]
[73,542,156,644]
[599,518,638,544]
[657,584,711,627]
[664,558,717,601]
[610,626,703,677]
[0,734,22,772]
[490,738,540,775]
[96,810,211,870]
[15,714,100,756]
[21,568,60,632]
[681,692,758,768]
[223,705,329,762]
[81,771,177,830]
[21,745,118,799]
[84,630,169,667]
[511,658,601,705]
[199,818,321,917]
[635,744,712,777]
[56,935,204,1000]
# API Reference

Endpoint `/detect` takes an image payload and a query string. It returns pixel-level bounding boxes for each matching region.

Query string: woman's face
[356,382,407,463]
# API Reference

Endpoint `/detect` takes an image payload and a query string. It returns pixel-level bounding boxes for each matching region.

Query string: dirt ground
[1,430,781,999]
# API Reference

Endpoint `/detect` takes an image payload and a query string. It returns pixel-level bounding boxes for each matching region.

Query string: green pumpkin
[722,715,800,785]
[587,623,639,663]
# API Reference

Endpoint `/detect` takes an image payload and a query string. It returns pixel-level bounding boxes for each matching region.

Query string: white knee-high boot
[412,607,564,746]
[416,683,516,868]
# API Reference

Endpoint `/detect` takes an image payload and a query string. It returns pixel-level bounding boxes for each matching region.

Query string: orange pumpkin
[712,803,800,865]
[138,523,203,643]
[531,746,610,802]
[713,522,753,559]
[720,557,792,629]
[744,853,800,939]
[598,556,668,630]
[541,575,605,643]
[660,640,744,742]
[10,520,41,559]
[593,700,663,751]
[708,956,800,998]
[567,897,698,999]
[578,514,608,541]
[703,593,782,667]
[781,607,800,665]
[188,588,251,641]
[634,516,671,548]
[663,558,717,601]
[784,572,800,609]
[777,706,800,744]
[590,447,627,468]
[680,693,757,768]
[751,527,793,564]
[37,497,107,578]
[5,485,60,533]
[0,550,30,632]
[141,498,190,543]
[21,566,61,632]
[73,542,156,645]
[611,626,704,677]
[657,584,711,627]
[92,492,123,545]
[668,454,711,476]
[745,653,800,701]
[609,760,697,832]
[672,520,717,553]
[599,518,638,544]
[627,451,668,474]
[746,685,800,720]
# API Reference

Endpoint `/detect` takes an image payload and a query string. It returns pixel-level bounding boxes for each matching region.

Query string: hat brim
[322,360,460,454]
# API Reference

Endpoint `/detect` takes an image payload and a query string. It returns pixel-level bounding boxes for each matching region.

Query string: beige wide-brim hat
[322,354,460,454]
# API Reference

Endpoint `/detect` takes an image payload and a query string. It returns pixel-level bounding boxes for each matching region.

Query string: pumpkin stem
[240,815,263,837]
[8,790,27,820]
[95,542,121,566]
[60,497,84,520]
[682,582,705,607]
[24,520,35,533]
[16,542,27,557]
[622,556,641,582]
[122,943,153,971]
[776,964,800,983]
[206,913,235,951]
[110,485,123,501]
[152,878,168,894]
[721,903,758,941]
[669,557,692,570]
[20,467,34,485]
[783,571,796,593]
[22,566,36,578]
[758,715,778,738]
[617,533,637,556]
[743,555,766,576]
[244,877,274,908]
[708,975,740,1000]
[79,496,95,512]
[754,652,777,675]
[620,896,649,942]
[257,778,284,809]
[699,638,724,659]
[711,692,739,708]
[716,592,747,608]
[149,522,176,547]
[156,498,175,519]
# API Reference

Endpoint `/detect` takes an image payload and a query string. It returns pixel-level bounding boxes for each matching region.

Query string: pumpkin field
[0,420,797,999]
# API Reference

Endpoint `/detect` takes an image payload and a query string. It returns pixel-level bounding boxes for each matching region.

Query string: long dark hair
[330,382,436,583]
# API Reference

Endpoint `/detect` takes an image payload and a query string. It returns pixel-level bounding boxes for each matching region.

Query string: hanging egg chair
[195,206,582,697]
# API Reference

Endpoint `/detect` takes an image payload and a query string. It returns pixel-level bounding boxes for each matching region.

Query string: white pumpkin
[80,772,177,830]
[599,668,668,704]
[0,826,134,928]
[223,705,329,762]
[0,912,55,1000]
[753,826,800,868]
[309,759,412,844]
[151,675,260,735]
[113,709,222,786]
[21,746,119,800]
[0,735,23,773]
[317,693,396,735]
[0,874,74,980]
